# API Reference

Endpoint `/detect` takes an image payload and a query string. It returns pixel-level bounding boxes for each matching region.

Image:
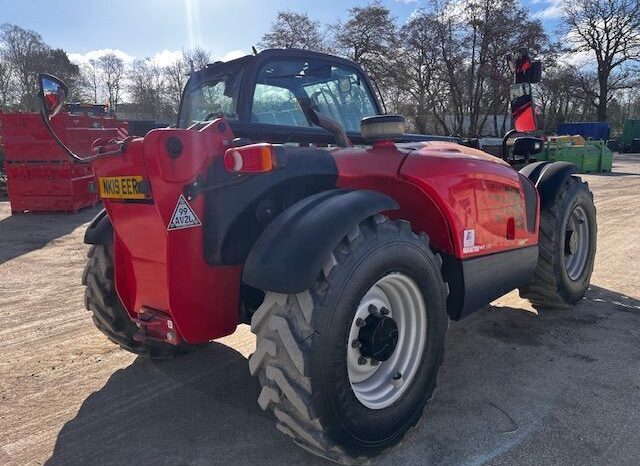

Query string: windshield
[178,64,244,128]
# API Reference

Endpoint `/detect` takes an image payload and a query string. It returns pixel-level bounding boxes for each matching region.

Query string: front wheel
[248,216,449,464]
[520,176,597,311]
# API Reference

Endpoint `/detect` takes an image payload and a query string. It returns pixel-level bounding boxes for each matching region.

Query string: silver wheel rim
[347,272,427,410]
[564,205,590,281]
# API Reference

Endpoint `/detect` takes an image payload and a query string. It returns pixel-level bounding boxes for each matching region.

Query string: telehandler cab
[38,47,596,464]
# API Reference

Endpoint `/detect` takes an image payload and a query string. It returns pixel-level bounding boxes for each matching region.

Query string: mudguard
[520,161,578,209]
[242,189,399,294]
[84,209,113,245]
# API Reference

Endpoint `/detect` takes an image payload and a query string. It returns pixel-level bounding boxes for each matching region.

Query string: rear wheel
[249,216,449,464]
[82,244,200,358]
[520,176,597,311]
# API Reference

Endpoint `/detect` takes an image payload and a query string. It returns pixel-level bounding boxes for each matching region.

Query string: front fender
[242,189,399,294]
[84,208,113,245]
[520,161,578,209]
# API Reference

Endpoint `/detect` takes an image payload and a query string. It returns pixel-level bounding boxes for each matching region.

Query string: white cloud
[562,50,595,68]
[68,48,135,66]
[395,0,418,3]
[219,49,246,62]
[556,29,597,69]
[70,47,247,68]
[534,0,564,19]
[150,50,184,67]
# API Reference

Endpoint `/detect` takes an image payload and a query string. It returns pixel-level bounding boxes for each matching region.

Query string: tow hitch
[132,307,181,345]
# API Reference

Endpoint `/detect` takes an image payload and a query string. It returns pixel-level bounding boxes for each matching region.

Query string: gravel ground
[0,154,639,466]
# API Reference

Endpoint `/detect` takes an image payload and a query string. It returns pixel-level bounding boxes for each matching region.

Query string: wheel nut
[358,356,368,365]
[356,318,366,327]
[370,358,380,366]
[391,372,404,388]
[351,340,362,349]
[368,304,378,314]
[380,307,390,316]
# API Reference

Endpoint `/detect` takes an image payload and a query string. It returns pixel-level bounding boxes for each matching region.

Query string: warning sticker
[463,229,475,248]
[167,195,202,231]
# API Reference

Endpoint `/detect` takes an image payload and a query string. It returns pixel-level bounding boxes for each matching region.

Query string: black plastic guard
[520,161,577,209]
[84,209,113,245]
[242,189,399,294]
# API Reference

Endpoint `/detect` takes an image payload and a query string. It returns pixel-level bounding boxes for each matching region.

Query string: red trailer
[0,111,128,213]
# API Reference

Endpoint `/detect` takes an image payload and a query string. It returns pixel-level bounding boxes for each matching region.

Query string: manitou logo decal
[462,229,484,254]
[167,195,202,231]
[463,229,475,248]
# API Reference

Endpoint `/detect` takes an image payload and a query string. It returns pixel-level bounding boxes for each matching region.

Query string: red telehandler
[37,47,596,464]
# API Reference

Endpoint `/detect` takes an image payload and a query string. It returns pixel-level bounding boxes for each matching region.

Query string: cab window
[178,64,244,128]
[251,59,378,132]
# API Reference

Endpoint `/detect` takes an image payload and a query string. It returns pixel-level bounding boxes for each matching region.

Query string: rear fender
[520,161,577,209]
[242,189,399,294]
[84,209,113,245]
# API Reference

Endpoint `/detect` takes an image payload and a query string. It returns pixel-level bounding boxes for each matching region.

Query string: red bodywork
[335,141,538,258]
[93,120,538,344]
[93,121,241,344]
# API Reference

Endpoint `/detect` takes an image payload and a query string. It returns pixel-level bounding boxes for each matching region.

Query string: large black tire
[82,244,200,358]
[520,176,597,311]
[248,215,449,464]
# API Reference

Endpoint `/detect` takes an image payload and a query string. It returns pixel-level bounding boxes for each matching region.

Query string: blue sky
[0,0,563,64]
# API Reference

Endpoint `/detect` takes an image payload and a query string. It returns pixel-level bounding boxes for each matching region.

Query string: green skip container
[542,139,613,173]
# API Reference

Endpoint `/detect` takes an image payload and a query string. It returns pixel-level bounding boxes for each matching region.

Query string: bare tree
[332,3,397,86]
[163,59,188,116]
[97,53,125,111]
[82,59,100,103]
[0,59,13,109]
[260,11,326,51]
[562,0,640,121]
[396,11,450,133]
[128,58,168,119]
[163,48,211,117]
[536,60,593,130]
[183,46,211,71]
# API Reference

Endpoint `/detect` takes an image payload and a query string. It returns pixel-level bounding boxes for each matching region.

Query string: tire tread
[249,217,448,464]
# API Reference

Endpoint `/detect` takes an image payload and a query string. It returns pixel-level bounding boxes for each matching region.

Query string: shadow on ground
[45,285,640,466]
[0,205,100,265]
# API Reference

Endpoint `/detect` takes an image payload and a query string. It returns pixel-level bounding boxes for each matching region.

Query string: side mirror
[36,73,94,162]
[506,48,542,84]
[513,137,543,158]
[510,83,537,133]
[38,73,68,120]
[518,61,541,84]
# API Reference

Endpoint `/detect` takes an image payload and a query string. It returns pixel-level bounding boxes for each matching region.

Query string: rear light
[224,143,277,173]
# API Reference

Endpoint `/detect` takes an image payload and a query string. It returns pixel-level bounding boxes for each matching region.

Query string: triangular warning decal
[167,195,202,231]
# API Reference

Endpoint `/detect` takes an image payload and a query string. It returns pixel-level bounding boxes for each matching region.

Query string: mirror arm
[38,110,125,162]
[502,128,521,161]
[37,72,124,162]
[37,110,91,163]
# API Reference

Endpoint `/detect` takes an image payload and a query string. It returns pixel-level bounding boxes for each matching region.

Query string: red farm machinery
[36,46,596,464]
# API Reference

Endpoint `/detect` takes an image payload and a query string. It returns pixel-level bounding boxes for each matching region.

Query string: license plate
[98,176,146,200]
